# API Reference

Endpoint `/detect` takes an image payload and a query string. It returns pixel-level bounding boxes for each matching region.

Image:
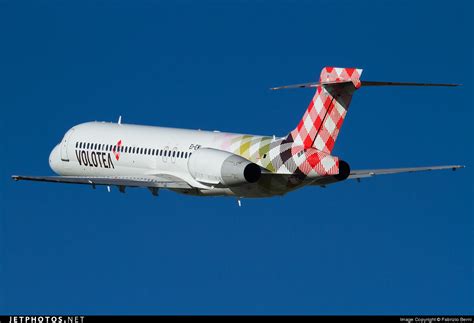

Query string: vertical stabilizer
[286,67,363,154]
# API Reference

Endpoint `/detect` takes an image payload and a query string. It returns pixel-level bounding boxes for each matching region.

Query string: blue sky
[1,0,472,315]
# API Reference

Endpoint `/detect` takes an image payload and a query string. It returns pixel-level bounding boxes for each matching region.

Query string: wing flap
[12,174,192,189]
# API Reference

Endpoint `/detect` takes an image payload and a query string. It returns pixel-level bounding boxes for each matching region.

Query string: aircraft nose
[49,144,61,174]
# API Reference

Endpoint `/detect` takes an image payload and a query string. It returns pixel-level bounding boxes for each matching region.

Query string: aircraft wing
[348,165,464,180]
[11,174,192,189]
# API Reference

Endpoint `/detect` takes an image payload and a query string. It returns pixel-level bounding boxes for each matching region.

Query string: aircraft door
[60,129,74,161]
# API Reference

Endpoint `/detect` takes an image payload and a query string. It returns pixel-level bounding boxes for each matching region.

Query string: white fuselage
[49,122,295,197]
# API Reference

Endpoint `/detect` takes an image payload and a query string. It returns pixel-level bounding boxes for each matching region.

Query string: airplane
[12,67,464,203]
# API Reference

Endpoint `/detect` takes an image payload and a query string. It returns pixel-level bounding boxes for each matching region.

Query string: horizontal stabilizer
[361,81,460,87]
[270,80,352,90]
[271,80,460,90]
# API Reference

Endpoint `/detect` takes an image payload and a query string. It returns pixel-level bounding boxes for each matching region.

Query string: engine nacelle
[334,160,351,181]
[188,148,261,186]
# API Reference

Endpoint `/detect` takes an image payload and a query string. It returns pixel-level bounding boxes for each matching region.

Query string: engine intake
[188,148,261,186]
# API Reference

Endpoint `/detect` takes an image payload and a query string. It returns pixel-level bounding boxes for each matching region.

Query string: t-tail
[273,66,459,154]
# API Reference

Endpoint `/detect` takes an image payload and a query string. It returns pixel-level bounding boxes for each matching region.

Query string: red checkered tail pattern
[286,67,363,154]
